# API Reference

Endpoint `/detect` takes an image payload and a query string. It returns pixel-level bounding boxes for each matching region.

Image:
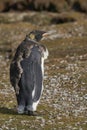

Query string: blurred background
[0,0,87,130]
[0,0,87,13]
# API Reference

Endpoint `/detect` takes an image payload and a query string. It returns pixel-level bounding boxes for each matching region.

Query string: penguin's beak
[42,32,51,37]
[42,30,56,38]
[41,32,52,40]
[41,30,57,41]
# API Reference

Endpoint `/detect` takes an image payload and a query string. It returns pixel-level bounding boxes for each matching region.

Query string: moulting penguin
[10,30,49,115]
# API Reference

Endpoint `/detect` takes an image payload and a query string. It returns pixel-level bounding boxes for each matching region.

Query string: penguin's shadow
[0,107,17,115]
[0,107,46,116]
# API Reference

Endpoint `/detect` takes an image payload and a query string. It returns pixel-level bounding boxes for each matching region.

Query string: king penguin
[10,30,49,115]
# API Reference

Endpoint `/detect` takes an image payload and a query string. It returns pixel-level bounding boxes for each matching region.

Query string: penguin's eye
[35,34,42,41]
[30,34,35,40]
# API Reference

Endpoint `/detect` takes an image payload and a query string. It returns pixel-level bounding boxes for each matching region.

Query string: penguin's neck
[25,37,40,44]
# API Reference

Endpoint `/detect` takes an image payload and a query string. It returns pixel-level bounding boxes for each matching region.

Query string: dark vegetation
[0,0,87,13]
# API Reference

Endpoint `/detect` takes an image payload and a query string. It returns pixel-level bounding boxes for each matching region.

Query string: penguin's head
[26,30,49,42]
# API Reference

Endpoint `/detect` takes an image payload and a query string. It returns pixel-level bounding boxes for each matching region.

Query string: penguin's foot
[28,110,38,116]
[17,105,25,114]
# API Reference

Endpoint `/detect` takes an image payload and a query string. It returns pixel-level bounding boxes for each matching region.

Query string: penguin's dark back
[19,45,43,102]
[30,45,41,64]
